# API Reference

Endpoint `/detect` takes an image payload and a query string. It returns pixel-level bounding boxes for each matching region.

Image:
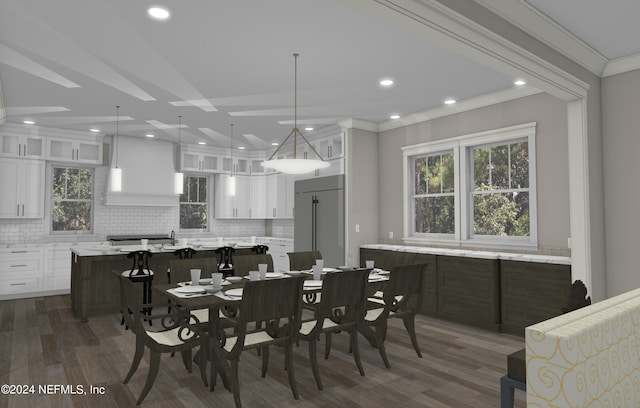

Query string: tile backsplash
[0,166,295,244]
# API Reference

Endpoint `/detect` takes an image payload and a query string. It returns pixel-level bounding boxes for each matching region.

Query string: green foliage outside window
[52,167,93,231]
[414,152,455,234]
[180,175,207,229]
[472,141,529,237]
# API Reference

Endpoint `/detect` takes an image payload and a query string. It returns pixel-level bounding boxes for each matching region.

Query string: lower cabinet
[262,238,293,273]
[360,247,571,336]
[500,260,571,336]
[0,247,44,297]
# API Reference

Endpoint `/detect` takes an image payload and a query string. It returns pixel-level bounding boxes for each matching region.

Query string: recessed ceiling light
[390,115,400,119]
[148,7,170,20]
[23,120,35,125]
[90,128,100,133]
[198,141,206,145]
[514,80,526,86]
[380,79,394,87]
[238,146,246,150]
[304,126,314,131]
[271,142,279,146]
[444,99,456,105]
[145,134,155,138]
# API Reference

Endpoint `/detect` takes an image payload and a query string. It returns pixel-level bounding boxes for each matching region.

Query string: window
[403,123,537,247]
[51,166,93,232]
[180,175,208,229]
[413,151,455,235]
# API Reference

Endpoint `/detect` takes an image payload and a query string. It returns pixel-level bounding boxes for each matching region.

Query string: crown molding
[602,53,640,77]
[361,0,588,101]
[472,0,608,76]
[338,118,378,133]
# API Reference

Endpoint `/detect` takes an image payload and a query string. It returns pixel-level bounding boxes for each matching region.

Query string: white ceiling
[0,0,637,150]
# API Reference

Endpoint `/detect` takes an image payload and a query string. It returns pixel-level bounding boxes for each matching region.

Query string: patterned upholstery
[525,288,640,407]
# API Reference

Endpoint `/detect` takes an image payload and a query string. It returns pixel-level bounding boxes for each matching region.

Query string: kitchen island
[70,238,292,322]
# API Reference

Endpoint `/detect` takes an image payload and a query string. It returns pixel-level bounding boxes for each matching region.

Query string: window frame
[179,173,211,231]
[48,164,95,236]
[402,122,537,249]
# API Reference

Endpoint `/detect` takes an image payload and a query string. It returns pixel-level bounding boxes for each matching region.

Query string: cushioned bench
[525,288,640,407]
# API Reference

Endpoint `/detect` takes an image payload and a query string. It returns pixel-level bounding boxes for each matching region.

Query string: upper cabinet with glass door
[180,144,221,173]
[0,123,46,159]
[44,126,103,165]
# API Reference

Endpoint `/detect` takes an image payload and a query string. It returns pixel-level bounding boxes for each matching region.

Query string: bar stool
[251,244,269,254]
[121,250,154,327]
[215,246,235,277]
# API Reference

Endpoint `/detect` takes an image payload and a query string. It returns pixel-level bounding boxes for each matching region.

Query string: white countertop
[360,244,571,265]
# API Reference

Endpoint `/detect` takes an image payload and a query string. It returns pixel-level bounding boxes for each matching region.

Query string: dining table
[153,267,390,390]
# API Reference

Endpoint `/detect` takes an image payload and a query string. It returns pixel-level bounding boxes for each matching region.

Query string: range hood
[103,135,179,206]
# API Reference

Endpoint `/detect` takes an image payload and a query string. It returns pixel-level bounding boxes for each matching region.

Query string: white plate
[303,280,323,288]
[174,286,206,294]
[162,245,188,251]
[286,271,303,277]
[322,267,339,273]
[226,276,243,283]
[265,272,284,279]
[224,288,244,298]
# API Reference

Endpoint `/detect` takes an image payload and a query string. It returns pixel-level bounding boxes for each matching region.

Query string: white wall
[602,68,640,296]
[375,92,570,254]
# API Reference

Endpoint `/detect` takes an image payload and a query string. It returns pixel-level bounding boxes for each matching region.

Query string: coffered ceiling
[0,0,638,150]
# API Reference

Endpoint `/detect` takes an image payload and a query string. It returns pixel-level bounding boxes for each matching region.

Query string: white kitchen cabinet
[262,238,293,273]
[0,132,45,159]
[181,147,220,173]
[47,136,102,164]
[215,174,251,218]
[249,176,266,218]
[43,244,72,292]
[0,247,44,297]
[0,159,45,218]
[265,173,294,219]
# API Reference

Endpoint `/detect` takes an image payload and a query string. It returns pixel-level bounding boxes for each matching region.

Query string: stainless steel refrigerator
[294,175,345,267]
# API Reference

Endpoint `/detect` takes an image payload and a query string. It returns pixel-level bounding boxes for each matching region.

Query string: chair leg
[136,350,161,405]
[350,329,365,377]
[376,322,390,369]
[308,339,323,390]
[230,358,242,408]
[402,315,422,358]
[199,343,208,387]
[285,342,300,400]
[124,339,145,384]
[181,350,193,373]
[261,346,270,377]
[324,332,332,359]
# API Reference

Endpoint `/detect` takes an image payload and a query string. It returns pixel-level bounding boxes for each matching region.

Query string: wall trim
[602,53,640,77]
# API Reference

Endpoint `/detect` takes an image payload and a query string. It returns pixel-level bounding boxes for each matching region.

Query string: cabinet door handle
[19,144,22,156]
[11,264,28,268]
[22,204,24,216]
[10,250,27,254]
[10,282,27,286]
[17,204,20,216]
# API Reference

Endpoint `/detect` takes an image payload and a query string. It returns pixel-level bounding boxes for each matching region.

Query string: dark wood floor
[0,295,526,407]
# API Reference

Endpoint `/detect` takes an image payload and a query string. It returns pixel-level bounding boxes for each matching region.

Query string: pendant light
[174,115,184,195]
[109,105,122,192]
[261,53,329,174]
[228,123,236,196]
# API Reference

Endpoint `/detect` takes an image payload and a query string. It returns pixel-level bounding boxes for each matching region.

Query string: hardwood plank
[2,295,526,407]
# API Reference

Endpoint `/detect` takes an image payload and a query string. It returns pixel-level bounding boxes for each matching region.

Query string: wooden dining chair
[287,250,322,271]
[232,254,274,276]
[299,268,370,390]
[362,263,427,368]
[115,271,208,405]
[210,276,306,408]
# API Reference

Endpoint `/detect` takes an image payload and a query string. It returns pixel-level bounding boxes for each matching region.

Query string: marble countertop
[360,244,571,265]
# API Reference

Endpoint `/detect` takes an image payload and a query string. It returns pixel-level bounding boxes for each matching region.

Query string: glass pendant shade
[261,158,329,174]
[174,172,184,195]
[110,167,122,192]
